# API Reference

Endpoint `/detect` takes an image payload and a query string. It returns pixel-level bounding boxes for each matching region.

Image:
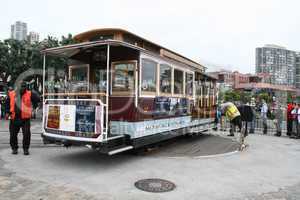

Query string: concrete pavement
[0,120,300,200]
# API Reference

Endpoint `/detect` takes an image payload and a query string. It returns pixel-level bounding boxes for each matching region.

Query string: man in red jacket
[287,102,295,136]
[5,82,40,155]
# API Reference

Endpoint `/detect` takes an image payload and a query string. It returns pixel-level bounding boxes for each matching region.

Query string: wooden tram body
[42,29,217,155]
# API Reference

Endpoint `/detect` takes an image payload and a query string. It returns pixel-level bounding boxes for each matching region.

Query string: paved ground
[0,120,300,200]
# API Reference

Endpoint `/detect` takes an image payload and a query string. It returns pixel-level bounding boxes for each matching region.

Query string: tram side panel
[109,95,216,148]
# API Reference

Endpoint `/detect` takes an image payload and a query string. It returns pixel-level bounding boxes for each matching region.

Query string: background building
[208,70,252,91]
[11,21,27,41]
[296,53,300,88]
[209,69,299,95]
[28,31,39,44]
[208,69,233,91]
[256,44,296,87]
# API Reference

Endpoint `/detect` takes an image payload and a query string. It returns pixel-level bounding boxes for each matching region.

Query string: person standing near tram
[286,102,294,137]
[5,82,40,155]
[260,100,268,134]
[0,97,2,119]
[291,104,300,139]
[249,98,256,134]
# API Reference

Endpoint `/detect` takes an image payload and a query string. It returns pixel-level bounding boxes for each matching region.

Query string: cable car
[42,28,217,155]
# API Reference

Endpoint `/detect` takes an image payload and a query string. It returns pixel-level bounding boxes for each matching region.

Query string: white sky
[1,0,300,73]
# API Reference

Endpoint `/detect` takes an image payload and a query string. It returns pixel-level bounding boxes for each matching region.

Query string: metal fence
[219,117,287,134]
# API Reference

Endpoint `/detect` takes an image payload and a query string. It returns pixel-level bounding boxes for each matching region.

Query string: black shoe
[12,149,18,155]
[227,134,234,137]
[23,149,29,156]
[275,132,281,137]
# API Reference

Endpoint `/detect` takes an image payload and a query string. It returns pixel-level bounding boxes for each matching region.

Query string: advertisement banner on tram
[45,103,103,137]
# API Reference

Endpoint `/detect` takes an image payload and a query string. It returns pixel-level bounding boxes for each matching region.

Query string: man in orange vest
[5,82,40,155]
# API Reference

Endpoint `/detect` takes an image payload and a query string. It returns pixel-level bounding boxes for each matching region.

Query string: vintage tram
[42,28,217,155]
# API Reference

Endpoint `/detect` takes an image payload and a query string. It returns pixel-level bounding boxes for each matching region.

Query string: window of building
[159,64,172,94]
[141,58,157,93]
[112,62,135,95]
[174,69,184,95]
[185,73,193,96]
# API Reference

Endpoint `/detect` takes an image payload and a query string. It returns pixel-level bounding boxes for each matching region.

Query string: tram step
[106,135,125,141]
[108,145,133,155]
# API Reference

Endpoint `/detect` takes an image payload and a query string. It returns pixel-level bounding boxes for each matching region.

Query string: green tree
[257,92,272,103]
[0,39,29,84]
[60,34,76,46]
[223,90,251,103]
[0,34,75,88]
[224,90,241,102]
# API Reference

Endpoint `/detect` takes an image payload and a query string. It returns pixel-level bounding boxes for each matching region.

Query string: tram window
[159,64,172,94]
[69,64,89,92]
[196,81,202,96]
[203,81,208,96]
[93,68,106,92]
[112,62,135,95]
[141,59,157,93]
[185,73,193,96]
[174,69,184,95]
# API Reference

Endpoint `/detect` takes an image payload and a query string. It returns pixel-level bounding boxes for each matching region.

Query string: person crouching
[220,102,242,137]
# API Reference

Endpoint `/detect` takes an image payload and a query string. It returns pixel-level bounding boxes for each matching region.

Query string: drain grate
[135,178,176,193]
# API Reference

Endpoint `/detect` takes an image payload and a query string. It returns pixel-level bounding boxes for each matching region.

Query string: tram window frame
[195,81,202,96]
[141,58,158,95]
[69,64,90,93]
[185,72,194,97]
[159,64,172,95]
[111,60,136,96]
[173,68,184,96]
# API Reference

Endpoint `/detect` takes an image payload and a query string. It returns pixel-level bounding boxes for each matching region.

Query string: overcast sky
[1,0,300,73]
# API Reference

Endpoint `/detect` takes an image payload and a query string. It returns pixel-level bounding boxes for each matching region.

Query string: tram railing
[43,98,108,142]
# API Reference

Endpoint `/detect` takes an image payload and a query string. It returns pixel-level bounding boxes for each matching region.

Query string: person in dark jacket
[238,103,254,137]
[273,104,283,137]
[0,97,5,119]
[5,82,40,155]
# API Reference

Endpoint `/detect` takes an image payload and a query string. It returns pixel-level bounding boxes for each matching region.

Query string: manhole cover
[134,178,176,193]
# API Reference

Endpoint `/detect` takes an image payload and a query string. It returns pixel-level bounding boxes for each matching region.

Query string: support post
[105,44,110,140]
[42,53,46,131]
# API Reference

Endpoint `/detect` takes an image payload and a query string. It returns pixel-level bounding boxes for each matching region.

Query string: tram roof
[43,28,208,71]
[42,40,216,80]
[41,40,141,57]
[73,28,205,70]
[42,40,210,73]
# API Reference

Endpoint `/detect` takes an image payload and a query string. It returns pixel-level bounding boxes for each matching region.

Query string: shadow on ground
[44,134,239,170]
